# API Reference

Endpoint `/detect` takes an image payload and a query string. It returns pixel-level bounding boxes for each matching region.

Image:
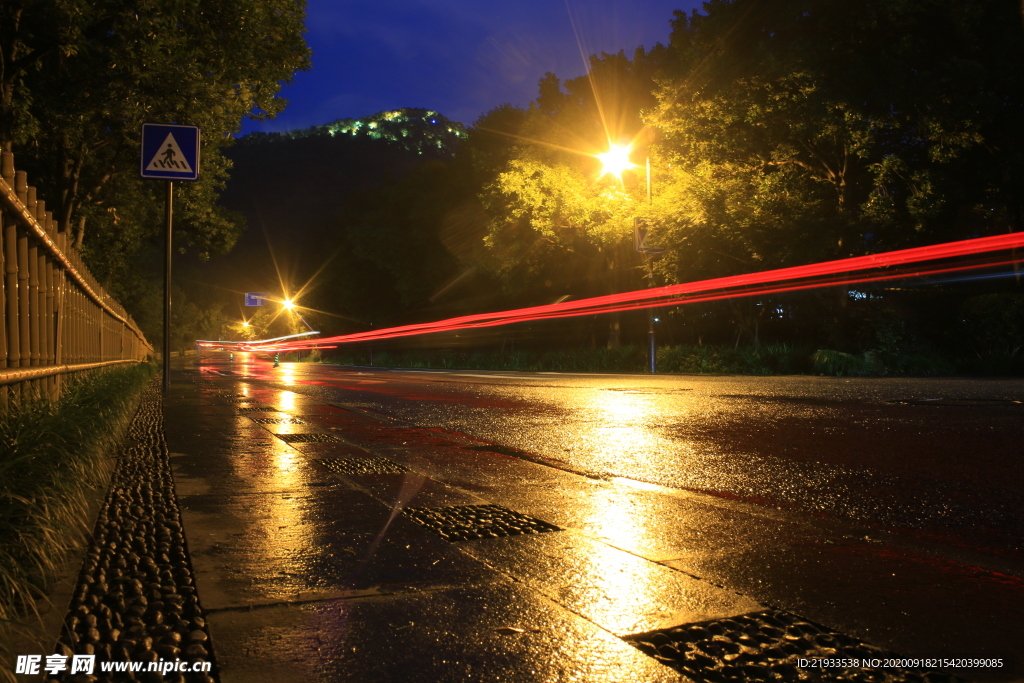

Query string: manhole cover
[625,610,969,682]
[889,398,1022,406]
[315,457,407,475]
[462,444,523,457]
[250,417,305,425]
[237,405,278,412]
[274,433,340,443]
[403,504,560,542]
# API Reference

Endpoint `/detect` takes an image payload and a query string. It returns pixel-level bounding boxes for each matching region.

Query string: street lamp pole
[597,144,657,372]
[644,157,656,374]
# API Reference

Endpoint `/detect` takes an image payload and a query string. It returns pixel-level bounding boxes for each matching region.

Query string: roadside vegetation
[218,0,1022,372]
[0,363,155,676]
[315,341,1022,377]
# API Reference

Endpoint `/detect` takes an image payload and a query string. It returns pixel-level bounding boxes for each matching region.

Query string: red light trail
[205,232,1024,353]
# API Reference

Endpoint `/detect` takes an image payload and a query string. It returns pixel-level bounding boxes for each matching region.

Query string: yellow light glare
[242,321,250,328]
[282,299,296,310]
[597,144,638,181]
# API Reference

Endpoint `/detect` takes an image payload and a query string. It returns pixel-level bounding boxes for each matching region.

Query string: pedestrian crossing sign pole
[141,123,201,391]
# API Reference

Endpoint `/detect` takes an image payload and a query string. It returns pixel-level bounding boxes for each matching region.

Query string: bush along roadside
[0,363,155,682]
[320,344,817,375]
[316,342,1020,377]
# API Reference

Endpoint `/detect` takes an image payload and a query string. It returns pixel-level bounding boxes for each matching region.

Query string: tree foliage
[0,0,310,270]
[464,0,1023,352]
[647,0,1024,284]
[473,49,665,303]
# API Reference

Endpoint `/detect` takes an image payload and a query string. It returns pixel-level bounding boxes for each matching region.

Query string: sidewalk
[162,364,1021,682]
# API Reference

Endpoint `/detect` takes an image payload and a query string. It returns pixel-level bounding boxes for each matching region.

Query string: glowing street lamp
[280,297,314,334]
[596,143,639,182]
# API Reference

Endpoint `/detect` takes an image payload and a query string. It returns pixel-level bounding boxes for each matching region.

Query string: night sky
[240,0,703,135]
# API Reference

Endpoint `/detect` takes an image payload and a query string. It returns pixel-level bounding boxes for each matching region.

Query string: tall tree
[1,0,310,260]
[647,0,1024,287]
[474,49,665,309]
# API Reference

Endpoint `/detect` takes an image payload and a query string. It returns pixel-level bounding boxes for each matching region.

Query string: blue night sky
[240,0,704,135]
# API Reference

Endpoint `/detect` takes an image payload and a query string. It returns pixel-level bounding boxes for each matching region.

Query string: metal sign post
[141,123,200,391]
[634,218,664,373]
[164,181,173,391]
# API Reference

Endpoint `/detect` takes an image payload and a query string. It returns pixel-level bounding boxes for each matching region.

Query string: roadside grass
[0,363,155,678]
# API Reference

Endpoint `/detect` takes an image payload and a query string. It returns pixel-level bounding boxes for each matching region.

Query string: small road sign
[141,123,200,181]
[245,292,271,307]
[634,216,664,253]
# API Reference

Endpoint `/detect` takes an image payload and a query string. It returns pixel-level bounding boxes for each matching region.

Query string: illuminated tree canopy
[472,49,664,304]
[646,0,1024,284]
[470,0,1023,298]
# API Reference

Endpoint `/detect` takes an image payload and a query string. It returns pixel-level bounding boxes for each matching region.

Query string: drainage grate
[625,610,968,683]
[237,405,279,413]
[250,417,305,425]
[315,457,408,476]
[403,504,560,542]
[462,444,523,457]
[890,398,1022,407]
[274,433,341,443]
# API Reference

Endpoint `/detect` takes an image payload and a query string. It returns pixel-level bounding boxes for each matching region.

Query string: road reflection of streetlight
[279,364,298,386]
[574,389,664,469]
[277,390,297,411]
[226,412,310,594]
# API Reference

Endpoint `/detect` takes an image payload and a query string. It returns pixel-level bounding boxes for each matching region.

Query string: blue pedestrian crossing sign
[140,123,200,180]
[245,292,271,307]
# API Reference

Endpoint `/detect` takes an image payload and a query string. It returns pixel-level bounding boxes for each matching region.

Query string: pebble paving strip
[48,384,216,683]
[272,433,341,444]
[314,457,408,476]
[625,610,969,683]
[402,504,562,542]
[235,405,277,413]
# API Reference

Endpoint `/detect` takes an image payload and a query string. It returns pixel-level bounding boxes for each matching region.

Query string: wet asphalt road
[235,360,1024,558]
[165,358,1024,681]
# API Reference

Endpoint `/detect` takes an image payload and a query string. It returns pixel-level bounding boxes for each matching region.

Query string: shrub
[0,363,155,675]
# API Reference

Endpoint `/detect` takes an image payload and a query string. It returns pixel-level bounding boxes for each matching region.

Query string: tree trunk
[74,216,86,247]
[607,313,621,349]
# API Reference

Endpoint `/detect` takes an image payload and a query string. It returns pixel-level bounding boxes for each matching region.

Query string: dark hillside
[202,109,467,321]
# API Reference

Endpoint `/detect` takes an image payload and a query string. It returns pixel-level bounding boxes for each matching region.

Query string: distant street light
[280,296,314,334]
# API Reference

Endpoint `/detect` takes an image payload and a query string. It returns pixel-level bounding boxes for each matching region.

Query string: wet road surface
[163,358,1024,682]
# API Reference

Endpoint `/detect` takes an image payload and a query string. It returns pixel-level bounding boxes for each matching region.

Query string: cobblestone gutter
[627,610,971,683]
[47,384,216,683]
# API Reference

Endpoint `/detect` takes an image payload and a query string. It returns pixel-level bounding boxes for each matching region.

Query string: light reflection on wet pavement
[163,359,1024,682]
[241,362,1024,555]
